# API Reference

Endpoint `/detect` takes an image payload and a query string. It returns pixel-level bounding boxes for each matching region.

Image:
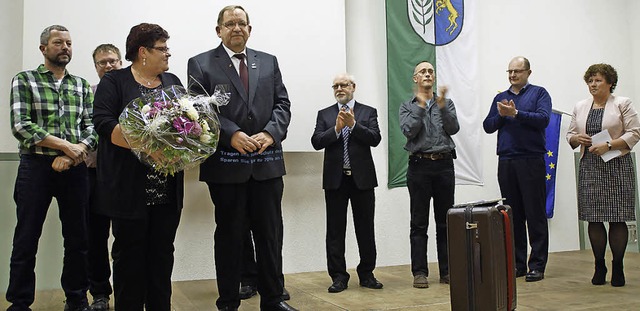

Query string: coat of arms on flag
[408,0,464,45]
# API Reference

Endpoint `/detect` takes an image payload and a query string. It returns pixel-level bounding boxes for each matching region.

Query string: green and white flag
[386,0,482,187]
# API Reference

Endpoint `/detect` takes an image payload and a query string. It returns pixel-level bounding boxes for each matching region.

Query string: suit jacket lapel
[213,44,248,103]
[247,48,259,106]
[353,101,363,123]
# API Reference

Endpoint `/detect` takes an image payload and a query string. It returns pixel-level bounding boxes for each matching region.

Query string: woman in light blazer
[567,63,640,287]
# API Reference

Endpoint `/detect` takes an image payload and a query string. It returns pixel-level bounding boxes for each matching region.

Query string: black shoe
[64,302,91,311]
[525,270,544,282]
[439,274,450,284]
[611,260,625,287]
[91,295,110,311]
[218,307,238,311]
[281,287,291,300]
[261,301,299,311]
[515,269,527,278]
[328,279,348,293]
[359,277,383,289]
[592,263,607,285]
[239,284,257,300]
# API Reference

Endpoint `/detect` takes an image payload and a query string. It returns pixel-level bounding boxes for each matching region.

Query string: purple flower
[172,116,204,137]
[153,101,165,109]
[191,122,203,136]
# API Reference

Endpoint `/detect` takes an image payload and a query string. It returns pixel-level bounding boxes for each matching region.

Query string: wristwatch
[606,141,612,150]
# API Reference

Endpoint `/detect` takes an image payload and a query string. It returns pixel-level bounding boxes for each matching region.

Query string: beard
[46,53,71,67]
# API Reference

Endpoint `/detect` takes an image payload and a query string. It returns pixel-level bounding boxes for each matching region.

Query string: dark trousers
[110,204,181,311]
[207,177,284,309]
[87,168,113,299]
[325,174,377,283]
[6,154,90,310]
[241,231,285,288]
[241,230,259,286]
[498,157,549,272]
[406,156,455,277]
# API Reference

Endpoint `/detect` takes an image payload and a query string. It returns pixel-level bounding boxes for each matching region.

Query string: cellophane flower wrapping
[119,85,227,175]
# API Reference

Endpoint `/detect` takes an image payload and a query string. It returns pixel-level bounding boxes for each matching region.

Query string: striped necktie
[341,104,351,169]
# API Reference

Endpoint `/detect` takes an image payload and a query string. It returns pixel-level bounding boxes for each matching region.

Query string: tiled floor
[2,250,639,310]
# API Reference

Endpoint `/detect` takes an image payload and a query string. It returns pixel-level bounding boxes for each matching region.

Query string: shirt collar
[412,92,437,106]
[337,99,355,110]
[222,44,246,59]
[37,64,69,77]
[508,82,530,95]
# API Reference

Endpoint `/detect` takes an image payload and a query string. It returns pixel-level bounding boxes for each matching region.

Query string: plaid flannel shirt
[10,64,97,155]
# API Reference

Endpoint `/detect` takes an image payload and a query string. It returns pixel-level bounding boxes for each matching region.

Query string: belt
[411,152,452,160]
[343,169,352,176]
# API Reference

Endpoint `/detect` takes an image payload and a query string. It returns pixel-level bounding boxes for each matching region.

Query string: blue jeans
[6,154,90,310]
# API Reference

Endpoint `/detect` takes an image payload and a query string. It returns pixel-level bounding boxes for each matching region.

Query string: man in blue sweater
[483,56,551,282]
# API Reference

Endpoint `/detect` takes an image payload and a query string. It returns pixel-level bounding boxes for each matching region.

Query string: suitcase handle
[500,209,515,311]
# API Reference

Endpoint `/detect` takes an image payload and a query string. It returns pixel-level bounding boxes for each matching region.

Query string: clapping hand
[435,86,448,108]
[337,105,354,130]
[497,99,517,117]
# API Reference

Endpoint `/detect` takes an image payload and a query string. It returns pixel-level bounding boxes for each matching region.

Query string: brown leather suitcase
[447,199,517,311]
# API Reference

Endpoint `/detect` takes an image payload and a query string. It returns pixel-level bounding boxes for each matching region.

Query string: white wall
[0,1,23,152]
[1,0,639,290]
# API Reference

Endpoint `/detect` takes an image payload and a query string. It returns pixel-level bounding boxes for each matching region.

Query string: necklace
[592,100,606,108]
[132,67,158,86]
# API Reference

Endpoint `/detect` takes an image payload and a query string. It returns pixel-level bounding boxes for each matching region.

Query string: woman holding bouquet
[92,23,183,310]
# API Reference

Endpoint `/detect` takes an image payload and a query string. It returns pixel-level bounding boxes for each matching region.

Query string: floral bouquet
[119,85,228,175]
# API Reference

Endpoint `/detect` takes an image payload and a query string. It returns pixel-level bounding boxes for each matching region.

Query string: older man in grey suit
[187,5,295,311]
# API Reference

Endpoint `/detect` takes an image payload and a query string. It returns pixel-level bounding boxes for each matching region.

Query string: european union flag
[544,111,562,218]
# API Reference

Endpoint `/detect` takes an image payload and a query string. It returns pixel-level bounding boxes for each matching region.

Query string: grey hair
[40,25,68,45]
[335,73,357,85]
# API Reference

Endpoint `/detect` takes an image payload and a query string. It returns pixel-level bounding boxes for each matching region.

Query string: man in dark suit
[311,73,383,293]
[187,5,296,311]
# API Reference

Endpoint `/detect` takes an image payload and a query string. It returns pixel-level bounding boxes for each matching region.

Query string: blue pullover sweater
[483,84,551,160]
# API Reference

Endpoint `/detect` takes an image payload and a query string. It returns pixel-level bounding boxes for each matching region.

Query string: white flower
[199,134,212,143]
[141,104,151,114]
[149,115,169,133]
[200,120,210,132]
[178,97,199,120]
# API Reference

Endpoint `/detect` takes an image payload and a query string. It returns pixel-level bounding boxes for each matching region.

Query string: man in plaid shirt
[6,25,96,311]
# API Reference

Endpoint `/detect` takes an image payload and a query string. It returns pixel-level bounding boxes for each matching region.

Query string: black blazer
[311,101,381,190]
[92,67,184,219]
[187,44,291,184]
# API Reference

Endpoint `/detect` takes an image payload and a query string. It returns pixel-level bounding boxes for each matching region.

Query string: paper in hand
[590,130,622,162]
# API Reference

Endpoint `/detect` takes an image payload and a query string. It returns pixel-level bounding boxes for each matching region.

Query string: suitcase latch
[465,222,477,230]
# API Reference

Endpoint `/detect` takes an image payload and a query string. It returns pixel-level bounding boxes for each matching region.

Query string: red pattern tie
[234,53,249,93]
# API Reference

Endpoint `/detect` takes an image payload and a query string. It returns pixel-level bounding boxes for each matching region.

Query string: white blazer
[567,94,640,157]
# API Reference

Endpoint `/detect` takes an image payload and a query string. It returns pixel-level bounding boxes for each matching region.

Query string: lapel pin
[251,63,257,69]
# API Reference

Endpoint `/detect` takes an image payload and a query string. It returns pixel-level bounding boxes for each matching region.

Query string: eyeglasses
[222,21,249,29]
[331,83,353,90]
[414,68,434,76]
[150,46,170,54]
[95,59,120,68]
[506,69,528,74]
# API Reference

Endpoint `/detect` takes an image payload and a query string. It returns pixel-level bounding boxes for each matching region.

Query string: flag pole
[552,108,572,116]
